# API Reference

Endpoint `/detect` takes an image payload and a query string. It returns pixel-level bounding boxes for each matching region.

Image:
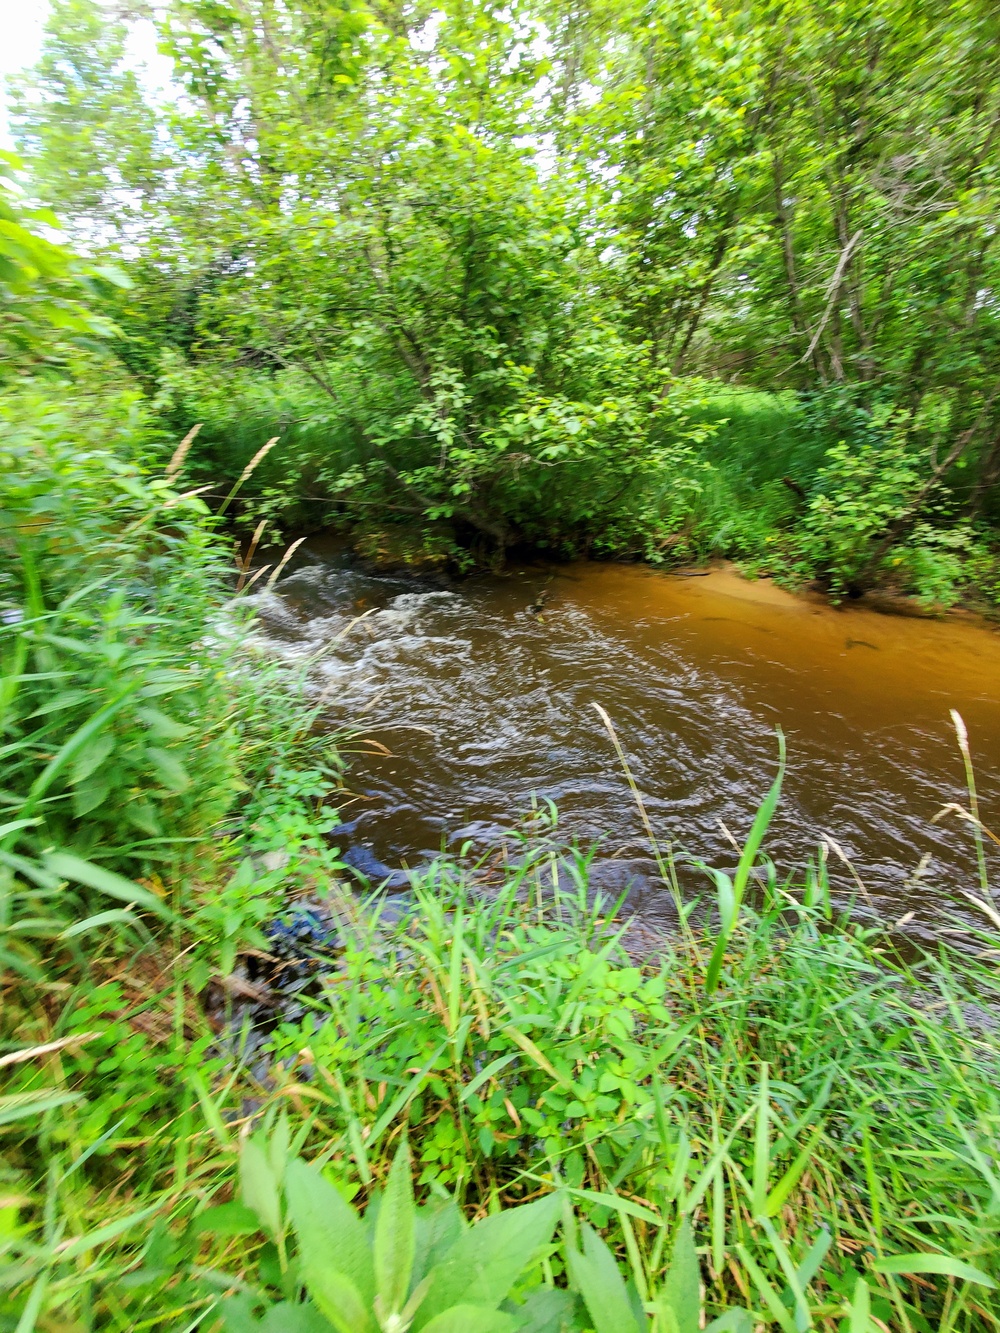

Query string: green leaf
[136,706,193,739]
[657,1218,700,1333]
[257,1304,331,1333]
[364,1044,447,1152]
[765,1125,824,1218]
[705,1312,753,1333]
[375,1139,416,1318]
[702,917,730,997]
[419,1308,517,1333]
[219,1293,261,1333]
[146,745,192,792]
[562,1185,661,1226]
[15,681,142,826]
[415,1192,561,1329]
[60,908,153,943]
[705,732,784,994]
[0,1090,82,1127]
[304,1267,373,1333]
[508,1287,577,1333]
[566,1223,642,1333]
[711,870,735,934]
[793,1228,832,1292]
[752,1063,770,1220]
[59,1203,161,1259]
[69,731,114,785]
[873,1252,996,1288]
[220,1297,330,1332]
[414,1196,467,1289]
[240,1137,282,1239]
[848,1278,871,1333]
[735,1245,797,1333]
[460,1051,520,1101]
[732,731,785,905]
[192,1202,263,1237]
[285,1158,375,1311]
[11,1271,47,1333]
[0,848,61,888]
[756,1218,810,1332]
[92,263,133,289]
[71,772,112,817]
[42,852,171,919]
[127,802,162,837]
[269,1112,291,1189]
[27,689,92,718]
[188,1070,232,1149]
[0,819,41,841]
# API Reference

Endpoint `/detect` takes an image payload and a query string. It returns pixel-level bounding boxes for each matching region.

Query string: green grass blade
[765,1125,824,1218]
[752,1063,770,1219]
[43,852,171,919]
[873,1252,996,1288]
[732,730,785,902]
[0,1090,83,1127]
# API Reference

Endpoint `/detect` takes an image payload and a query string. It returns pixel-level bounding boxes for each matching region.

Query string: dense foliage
[6,0,1000,600]
[4,4,1000,1332]
[2,370,998,1331]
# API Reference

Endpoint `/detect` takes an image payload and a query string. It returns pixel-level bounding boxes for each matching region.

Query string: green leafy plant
[217,1134,563,1332]
[216,1130,766,1333]
[568,1218,751,1333]
[0,150,126,372]
[789,417,930,599]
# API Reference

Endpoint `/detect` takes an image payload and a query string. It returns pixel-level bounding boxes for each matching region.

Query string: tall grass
[681,389,817,563]
[4,793,999,1329]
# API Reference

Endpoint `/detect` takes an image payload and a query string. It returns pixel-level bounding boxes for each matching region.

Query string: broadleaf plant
[220,1130,766,1333]
[220,1136,561,1332]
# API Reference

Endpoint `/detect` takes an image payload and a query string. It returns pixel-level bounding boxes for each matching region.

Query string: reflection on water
[244,550,1000,935]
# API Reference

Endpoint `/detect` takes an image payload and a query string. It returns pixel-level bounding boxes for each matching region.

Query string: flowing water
[245,548,1000,937]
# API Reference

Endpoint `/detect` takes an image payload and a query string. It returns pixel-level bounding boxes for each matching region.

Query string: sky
[0,0,50,150]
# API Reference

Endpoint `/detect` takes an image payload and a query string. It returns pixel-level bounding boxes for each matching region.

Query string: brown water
[246,552,1000,936]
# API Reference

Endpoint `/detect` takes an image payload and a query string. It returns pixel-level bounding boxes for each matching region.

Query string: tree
[0,150,123,373]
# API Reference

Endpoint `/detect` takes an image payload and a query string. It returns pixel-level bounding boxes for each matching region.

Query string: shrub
[0,383,241,871]
[788,413,930,598]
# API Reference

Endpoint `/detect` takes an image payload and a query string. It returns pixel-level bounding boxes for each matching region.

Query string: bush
[0,376,344,943]
[152,346,722,565]
[0,382,241,869]
[785,408,929,598]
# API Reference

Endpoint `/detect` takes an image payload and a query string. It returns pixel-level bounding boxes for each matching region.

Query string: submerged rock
[339,843,411,890]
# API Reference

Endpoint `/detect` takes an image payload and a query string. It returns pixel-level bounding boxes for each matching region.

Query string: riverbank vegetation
[4,0,1000,1329]
[4,385,1000,1327]
[6,0,1000,604]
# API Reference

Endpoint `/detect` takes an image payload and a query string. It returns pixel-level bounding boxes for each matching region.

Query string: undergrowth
[4,824,1000,1331]
[3,580,1000,1331]
[4,14,1000,1323]
[152,365,1000,608]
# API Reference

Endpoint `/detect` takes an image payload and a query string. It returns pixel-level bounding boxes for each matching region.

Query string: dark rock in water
[340,843,411,890]
[329,817,362,840]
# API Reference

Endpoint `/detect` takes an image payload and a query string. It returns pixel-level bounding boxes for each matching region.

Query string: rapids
[245,550,1000,936]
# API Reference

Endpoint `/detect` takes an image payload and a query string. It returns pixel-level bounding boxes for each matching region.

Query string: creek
[245,548,1000,938]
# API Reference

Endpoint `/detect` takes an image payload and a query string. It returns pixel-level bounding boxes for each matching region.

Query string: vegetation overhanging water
[4,402,1000,1333]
